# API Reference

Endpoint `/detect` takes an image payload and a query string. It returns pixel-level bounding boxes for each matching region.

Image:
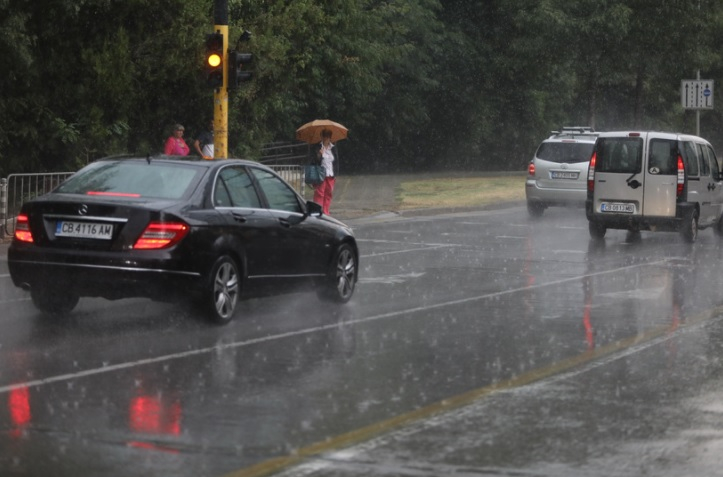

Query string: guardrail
[1,165,305,238]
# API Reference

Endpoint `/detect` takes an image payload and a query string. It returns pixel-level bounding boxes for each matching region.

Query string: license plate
[56,221,114,239]
[600,202,635,214]
[550,171,579,180]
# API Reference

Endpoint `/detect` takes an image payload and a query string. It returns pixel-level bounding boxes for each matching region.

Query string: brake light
[87,191,141,198]
[587,152,597,192]
[677,154,685,197]
[14,214,34,243]
[528,162,536,176]
[133,222,189,250]
[628,132,641,137]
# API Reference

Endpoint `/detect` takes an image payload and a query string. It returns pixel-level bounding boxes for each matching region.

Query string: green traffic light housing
[205,32,224,88]
[228,50,253,89]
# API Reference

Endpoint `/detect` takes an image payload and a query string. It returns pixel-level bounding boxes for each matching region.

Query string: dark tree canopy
[1,0,722,177]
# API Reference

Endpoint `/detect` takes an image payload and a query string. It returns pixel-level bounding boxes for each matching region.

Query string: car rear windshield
[594,137,644,174]
[55,161,204,199]
[536,142,594,164]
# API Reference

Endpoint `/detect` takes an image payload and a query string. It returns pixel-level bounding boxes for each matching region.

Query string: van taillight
[528,162,535,176]
[133,221,189,250]
[677,154,685,197]
[587,152,597,192]
[14,214,34,243]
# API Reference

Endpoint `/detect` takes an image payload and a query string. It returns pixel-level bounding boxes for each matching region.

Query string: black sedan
[7,157,358,324]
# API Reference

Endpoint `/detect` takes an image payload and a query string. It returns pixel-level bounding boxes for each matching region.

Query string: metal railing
[1,165,305,237]
[1,173,75,237]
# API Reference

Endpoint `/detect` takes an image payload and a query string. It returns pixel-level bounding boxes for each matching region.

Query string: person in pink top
[164,124,190,156]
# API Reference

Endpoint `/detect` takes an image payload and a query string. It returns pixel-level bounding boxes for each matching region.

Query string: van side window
[697,143,711,177]
[648,139,677,175]
[682,141,700,177]
[704,145,720,180]
[595,137,643,174]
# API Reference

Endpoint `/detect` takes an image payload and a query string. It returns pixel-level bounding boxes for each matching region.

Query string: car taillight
[528,162,536,176]
[677,154,685,197]
[14,214,34,243]
[587,152,597,192]
[133,221,189,250]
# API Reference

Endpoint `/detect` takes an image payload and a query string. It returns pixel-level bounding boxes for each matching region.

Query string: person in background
[164,124,190,156]
[194,121,214,159]
[312,129,338,215]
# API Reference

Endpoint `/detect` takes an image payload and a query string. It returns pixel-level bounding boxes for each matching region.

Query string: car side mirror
[306,200,323,216]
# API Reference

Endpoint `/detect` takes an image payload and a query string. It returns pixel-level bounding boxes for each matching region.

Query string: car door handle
[231,212,247,223]
[278,218,291,228]
[709,183,716,191]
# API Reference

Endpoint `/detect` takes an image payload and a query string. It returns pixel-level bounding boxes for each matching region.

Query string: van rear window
[594,137,643,174]
[648,139,678,175]
[536,142,594,164]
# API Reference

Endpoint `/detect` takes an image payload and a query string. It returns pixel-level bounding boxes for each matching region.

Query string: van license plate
[551,171,579,180]
[56,221,113,239]
[600,202,635,214]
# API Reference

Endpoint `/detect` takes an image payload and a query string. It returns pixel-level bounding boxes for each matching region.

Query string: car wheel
[317,243,357,303]
[204,255,241,324]
[30,286,79,316]
[681,209,699,243]
[527,202,544,218]
[588,221,606,240]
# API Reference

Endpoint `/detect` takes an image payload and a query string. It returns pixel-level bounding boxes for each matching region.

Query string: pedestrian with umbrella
[296,120,348,215]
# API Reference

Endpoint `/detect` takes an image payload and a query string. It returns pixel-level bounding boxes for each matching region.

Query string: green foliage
[2,0,723,177]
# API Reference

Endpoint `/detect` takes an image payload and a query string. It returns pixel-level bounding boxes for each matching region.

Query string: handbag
[304,164,326,185]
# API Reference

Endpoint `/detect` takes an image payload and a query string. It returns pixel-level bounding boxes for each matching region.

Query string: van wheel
[681,209,699,243]
[588,221,606,240]
[715,216,723,237]
[527,202,544,218]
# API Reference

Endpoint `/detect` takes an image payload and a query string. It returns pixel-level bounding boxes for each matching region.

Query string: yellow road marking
[224,304,723,477]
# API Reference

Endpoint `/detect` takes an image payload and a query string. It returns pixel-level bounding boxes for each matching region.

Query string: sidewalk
[328,172,523,223]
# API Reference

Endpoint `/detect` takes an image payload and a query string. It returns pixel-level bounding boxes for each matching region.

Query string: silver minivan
[586,131,723,242]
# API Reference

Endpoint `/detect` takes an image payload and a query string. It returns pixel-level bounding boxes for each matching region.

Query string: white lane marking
[0,259,669,396]
[359,272,426,284]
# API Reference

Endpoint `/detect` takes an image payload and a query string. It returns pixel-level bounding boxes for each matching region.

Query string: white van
[586,131,723,242]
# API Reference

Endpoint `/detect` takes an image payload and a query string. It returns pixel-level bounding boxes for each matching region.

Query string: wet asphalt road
[3,205,723,476]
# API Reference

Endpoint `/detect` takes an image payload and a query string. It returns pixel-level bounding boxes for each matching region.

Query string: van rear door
[641,138,677,218]
[592,134,645,218]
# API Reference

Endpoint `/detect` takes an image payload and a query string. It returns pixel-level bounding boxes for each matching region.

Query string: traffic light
[205,33,224,88]
[228,50,253,89]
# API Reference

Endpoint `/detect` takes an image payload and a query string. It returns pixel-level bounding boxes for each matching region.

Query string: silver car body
[525,128,598,216]
[586,131,723,242]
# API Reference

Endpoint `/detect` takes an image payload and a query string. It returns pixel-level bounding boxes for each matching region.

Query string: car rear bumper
[525,179,587,206]
[8,244,204,301]
[586,200,695,232]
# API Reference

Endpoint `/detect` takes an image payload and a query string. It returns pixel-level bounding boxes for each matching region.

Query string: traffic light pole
[213,0,229,158]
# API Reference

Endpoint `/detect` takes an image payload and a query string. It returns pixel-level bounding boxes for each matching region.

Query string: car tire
[30,286,79,316]
[203,255,241,325]
[317,243,357,303]
[681,209,699,243]
[527,202,545,218]
[588,221,606,240]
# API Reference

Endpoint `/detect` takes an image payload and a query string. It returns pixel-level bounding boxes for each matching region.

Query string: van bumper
[586,199,695,232]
